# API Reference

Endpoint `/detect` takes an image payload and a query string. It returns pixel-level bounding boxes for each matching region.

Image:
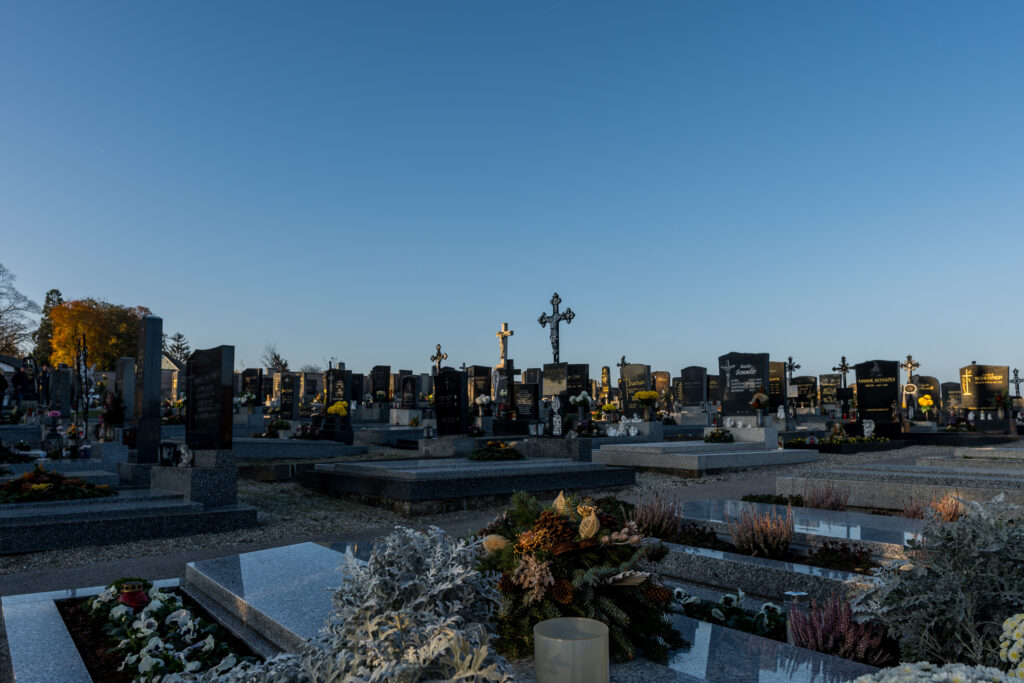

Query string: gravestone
[793,376,818,408]
[680,366,707,405]
[51,366,74,417]
[542,363,568,398]
[325,368,351,404]
[910,375,940,417]
[768,362,786,411]
[854,360,900,424]
[651,371,670,396]
[115,358,136,419]
[959,363,1009,411]
[279,374,298,419]
[186,346,234,451]
[349,374,365,404]
[515,384,540,421]
[260,375,275,405]
[718,352,769,416]
[434,369,468,436]
[566,363,590,399]
[371,365,391,400]
[467,365,492,405]
[524,368,543,386]
[134,315,163,463]
[819,374,841,408]
[707,375,720,402]
[599,366,611,402]
[400,375,417,409]
[941,382,962,410]
[241,368,262,399]
[672,377,685,403]
[618,363,651,416]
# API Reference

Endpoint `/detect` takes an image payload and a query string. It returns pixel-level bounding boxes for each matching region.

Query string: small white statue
[863,419,875,439]
[968,411,975,423]
[777,405,786,420]
[725,417,735,428]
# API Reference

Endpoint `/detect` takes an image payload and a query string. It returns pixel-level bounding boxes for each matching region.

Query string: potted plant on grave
[324,400,353,444]
[916,394,934,421]
[601,403,619,422]
[569,391,592,423]
[633,391,659,421]
[474,394,491,417]
[750,388,769,427]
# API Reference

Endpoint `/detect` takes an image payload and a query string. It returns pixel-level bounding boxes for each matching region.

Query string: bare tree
[0,264,40,355]
[298,364,321,373]
[261,343,290,372]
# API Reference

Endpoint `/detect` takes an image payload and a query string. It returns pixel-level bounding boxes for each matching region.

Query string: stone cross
[900,354,920,386]
[832,355,852,389]
[785,356,801,383]
[496,322,513,364]
[537,292,574,363]
[431,344,448,374]
[1012,368,1022,398]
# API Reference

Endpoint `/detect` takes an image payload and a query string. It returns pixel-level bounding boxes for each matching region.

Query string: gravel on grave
[0,445,948,576]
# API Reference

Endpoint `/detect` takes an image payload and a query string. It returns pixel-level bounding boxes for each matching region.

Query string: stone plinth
[705,425,778,448]
[150,449,237,508]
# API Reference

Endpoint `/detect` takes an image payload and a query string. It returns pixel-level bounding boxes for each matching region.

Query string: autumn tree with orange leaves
[50,299,151,369]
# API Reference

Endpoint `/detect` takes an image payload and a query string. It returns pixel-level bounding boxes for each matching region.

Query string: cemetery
[1,293,1023,683]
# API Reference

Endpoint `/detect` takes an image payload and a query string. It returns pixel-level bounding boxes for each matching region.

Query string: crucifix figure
[496,322,513,365]
[900,354,920,386]
[785,356,801,383]
[431,344,448,374]
[1011,368,1022,398]
[537,292,575,363]
[832,356,851,389]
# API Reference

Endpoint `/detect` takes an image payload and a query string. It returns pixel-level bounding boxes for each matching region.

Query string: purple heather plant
[789,594,898,668]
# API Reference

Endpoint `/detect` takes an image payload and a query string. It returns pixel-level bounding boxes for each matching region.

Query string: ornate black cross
[1012,368,1022,398]
[900,354,920,386]
[431,344,447,374]
[832,356,851,389]
[785,356,801,383]
[538,292,574,363]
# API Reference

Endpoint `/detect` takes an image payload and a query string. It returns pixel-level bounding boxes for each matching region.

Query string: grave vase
[577,406,586,423]
[998,407,1006,420]
[642,405,651,422]
[756,409,763,427]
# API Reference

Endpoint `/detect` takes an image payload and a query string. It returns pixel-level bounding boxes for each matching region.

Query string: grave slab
[593,440,817,475]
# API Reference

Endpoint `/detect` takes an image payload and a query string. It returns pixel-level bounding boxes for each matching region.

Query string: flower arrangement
[673,588,786,642]
[1000,613,1024,676]
[601,403,617,413]
[633,390,659,406]
[474,395,492,406]
[569,391,592,407]
[83,579,252,681]
[66,423,80,440]
[704,427,734,443]
[851,662,1009,682]
[0,465,115,503]
[916,394,934,418]
[47,410,62,419]
[235,392,257,407]
[326,400,349,418]
[477,490,685,663]
[992,391,1012,413]
[374,390,387,401]
[750,388,769,411]
[469,440,524,461]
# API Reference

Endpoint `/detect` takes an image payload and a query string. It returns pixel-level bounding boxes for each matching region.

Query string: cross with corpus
[496,322,513,364]
[832,356,852,389]
[785,356,800,383]
[538,292,575,363]
[431,344,448,374]
[1012,368,1023,398]
[900,354,920,386]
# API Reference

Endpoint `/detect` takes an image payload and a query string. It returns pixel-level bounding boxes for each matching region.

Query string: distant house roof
[0,354,23,373]
[161,352,186,372]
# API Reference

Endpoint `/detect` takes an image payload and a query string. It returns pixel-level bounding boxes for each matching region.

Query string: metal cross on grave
[431,344,448,374]
[496,322,513,365]
[1012,368,1023,398]
[832,356,852,389]
[900,354,920,386]
[785,356,801,383]
[538,292,575,364]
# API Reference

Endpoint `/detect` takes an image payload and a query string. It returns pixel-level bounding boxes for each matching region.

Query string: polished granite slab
[184,542,354,651]
[1,579,178,683]
[593,441,818,475]
[679,499,923,547]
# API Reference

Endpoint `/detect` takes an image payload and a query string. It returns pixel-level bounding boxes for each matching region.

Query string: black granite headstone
[135,315,163,463]
[651,371,670,396]
[566,363,590,398]
[680,366,707,405]
[434,369,468,436]
[768,362,786,411]
[401,375,417,409]
[280,374,298,419]
[467,365,491,404]
[959,364,1009,411]
[241,368,262,398]
[371,365,391,400]
[524,368,543,386]
[854,360,900,424]
[910,375,940,417]
[819,374,841,406]
[672,377,685,403]
[260,375,275,405]
[618,363,651,415]
[707,375,720,402]
[515,383,540,420]
[941,382,961,410]
[186,346,234,451]
[325,368,351,404]
[349,374,365,404]
[542,363,568,398]
[718,352,770,416]
[51,367,74,417]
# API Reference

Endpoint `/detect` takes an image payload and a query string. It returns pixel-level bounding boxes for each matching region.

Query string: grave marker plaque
[819,374,841,406]
[718,352,769,416]
[941,382,961,410]
[542,363,568,398]
[514,383,540,420]
[680,366,707,405]
[855,360,900,424]
[279,374,298,419]
[434,369,468,436]
[186,345,234,451]
[769,362,786,411]
[794,376,818,408]
[960,364,1009,411]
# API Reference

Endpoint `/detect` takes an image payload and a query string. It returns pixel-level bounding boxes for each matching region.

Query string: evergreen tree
[167,332,190,362]
[31,289,63,365]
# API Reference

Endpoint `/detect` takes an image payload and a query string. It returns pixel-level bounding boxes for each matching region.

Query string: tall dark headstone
[279,374,298,419]
[134,315,163,463]
[186,346,234,451]
[260,375,275,405]
[467,365,492,404]
[371,365,391,400]
[241,368,262,399]
[325,368,351,404]
[768,362,786,411]
[115,357,135,419]
[793,376,818,408]
[566,364,590,398]
[400,375,417,409]
[434,369,468,436]
[514,384,540,421]
[651,371,670,397]
[718,352,769,416]
[680,366,707,405]
[51,366,74,417]
[910,375,940,416]
[672,377,685,403]
[960,364,1009,411]
[819,374,841,407]
[707,375,720,402]
[542,363,568,398]
[854,360,900,424]
[349,374,365,404]
[941,382,962,410]
[618,363,651,415]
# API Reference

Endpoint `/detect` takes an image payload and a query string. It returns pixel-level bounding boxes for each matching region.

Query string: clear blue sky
[2,1,1022,383]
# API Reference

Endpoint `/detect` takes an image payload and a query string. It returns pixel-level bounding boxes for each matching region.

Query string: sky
[2,1,1022,383]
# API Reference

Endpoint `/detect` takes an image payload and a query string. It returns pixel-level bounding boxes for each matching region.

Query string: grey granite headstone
[115,357,136,419]
[50,367,74,417]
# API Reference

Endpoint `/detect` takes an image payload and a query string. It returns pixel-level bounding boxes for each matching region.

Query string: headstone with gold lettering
[959,363,1009,412]
[854,360,900,425]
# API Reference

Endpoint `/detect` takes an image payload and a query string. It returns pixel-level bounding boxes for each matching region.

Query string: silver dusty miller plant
[857,494,1024,668]
[167,526,507,682]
